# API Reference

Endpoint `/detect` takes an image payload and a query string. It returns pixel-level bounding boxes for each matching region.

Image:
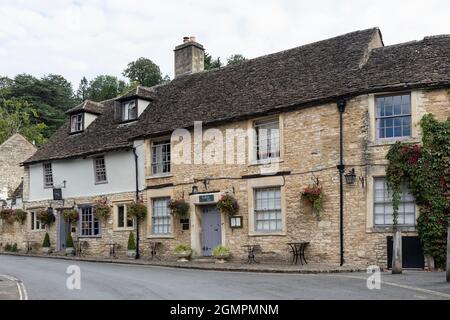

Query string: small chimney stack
[174,36,204,78]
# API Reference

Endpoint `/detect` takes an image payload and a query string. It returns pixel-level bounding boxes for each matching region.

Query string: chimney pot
[189,36,196,42]
[183,36,189,43]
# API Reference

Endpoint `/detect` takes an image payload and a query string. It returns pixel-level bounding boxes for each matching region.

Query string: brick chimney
[174,36,205,78]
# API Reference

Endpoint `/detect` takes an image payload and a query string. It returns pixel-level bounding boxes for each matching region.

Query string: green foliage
[76,77,89,101]
[0,208,15,224]
[127,201,147,222]
[0,98,47,145]
[174,244,191,253]
[386,114,450,267]
[42,233,51,247]
[217,193,239,216]
[4,243,12,251]
[62,209,79,224]
[84,75,126,102]
[122,57,168,87]
[167,199,190,217]
[212,245,231,257]
[66,233,74,248]
[14,209,27,225]
[301,185,325,220]
[37,209,54,226]
[204,52,223,70]
[226,54,246,66]
[11,243,18,252]
[93,199,111,221]
[127,232,136,251]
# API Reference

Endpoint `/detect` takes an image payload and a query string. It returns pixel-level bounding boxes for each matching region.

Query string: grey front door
[201,206,222,256]
[57,211,70,251]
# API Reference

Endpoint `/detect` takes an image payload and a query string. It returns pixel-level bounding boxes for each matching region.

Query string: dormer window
[70,113,84,133]
[122,100,137,121]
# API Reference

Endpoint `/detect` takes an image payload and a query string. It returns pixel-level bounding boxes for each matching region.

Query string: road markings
[334,274,450,300]
[0,274,28,300]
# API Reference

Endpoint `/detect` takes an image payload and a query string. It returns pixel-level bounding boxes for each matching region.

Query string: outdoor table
[287,242,309,265]
[106,243,119,258]
[146,241,162,260]
[241,244,261,264]
[24,240,35,253]
[74,240,88,256]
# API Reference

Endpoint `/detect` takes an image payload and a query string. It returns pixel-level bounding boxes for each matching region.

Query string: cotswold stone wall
[0,134,36,199]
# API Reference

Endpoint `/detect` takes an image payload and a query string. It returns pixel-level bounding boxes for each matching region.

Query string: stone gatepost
[392,229,402,274]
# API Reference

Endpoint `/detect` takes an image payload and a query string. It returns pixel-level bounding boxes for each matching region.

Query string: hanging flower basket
[127,201,147,222]
[167,199,190,218]
[94,200,111,221]
[14,209,27,225]
[0,208,15,224]
[217,193,239,216]
[62,209,79,224]
[37,209,55,226]
[301,185,324,220]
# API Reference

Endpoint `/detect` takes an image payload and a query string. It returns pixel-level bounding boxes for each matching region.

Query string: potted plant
[11,243,18,252]
[127,232,137,259]
[127,201,147,222]
[167,199,190,218]
[174,244,192,262]
[65,233,75,256]
[41,232,52,254]
[37,209,55,226]
[217,193,239,216]
[301,185,324,220]
[212,245,231,263]
[62,209,79,225]
[94,199,111,222]
[14,209,27,225]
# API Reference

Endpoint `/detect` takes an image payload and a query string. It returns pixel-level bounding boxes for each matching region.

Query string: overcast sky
[1,0,449,88]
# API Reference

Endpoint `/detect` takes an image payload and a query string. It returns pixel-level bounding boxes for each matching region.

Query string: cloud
[0,0,448,89]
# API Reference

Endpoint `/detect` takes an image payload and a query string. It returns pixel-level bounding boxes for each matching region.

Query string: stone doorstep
[0,252,367,274]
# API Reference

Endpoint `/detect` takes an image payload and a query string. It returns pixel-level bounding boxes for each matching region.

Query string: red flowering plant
[301,185,324,220]
[94,198,111,221]
[217,193,239,216]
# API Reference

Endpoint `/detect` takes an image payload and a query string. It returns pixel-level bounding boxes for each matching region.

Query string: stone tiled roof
[65,100,104,115]
[23,28,450,164]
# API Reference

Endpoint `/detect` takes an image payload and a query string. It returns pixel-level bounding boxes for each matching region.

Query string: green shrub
[127,232,136,251]
[4,243,11,251]
[14,209,27,225]
[11,243,18,252]
[42,233,51,247]
[174,244,191,253]
[66,233,74,248]
[212,245,231,257]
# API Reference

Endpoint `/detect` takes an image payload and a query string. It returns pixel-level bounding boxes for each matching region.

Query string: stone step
[192,257,216,263]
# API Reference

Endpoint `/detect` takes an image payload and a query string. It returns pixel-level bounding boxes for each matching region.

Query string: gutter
[337,98,346,266]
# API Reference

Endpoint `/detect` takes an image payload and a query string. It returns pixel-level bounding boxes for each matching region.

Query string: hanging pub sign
[53,188,63,200]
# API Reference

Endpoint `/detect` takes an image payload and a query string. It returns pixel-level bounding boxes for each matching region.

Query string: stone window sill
[147,235,174,239]
[248,232,287,237]
[113,227,135,232]
[368,137,420,148]
[145,174,173,180]
[366,226,417,233]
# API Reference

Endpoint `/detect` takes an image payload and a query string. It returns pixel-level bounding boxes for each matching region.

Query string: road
[0,255,449,300]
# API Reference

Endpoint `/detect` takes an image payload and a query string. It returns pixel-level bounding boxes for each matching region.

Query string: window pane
[254,118,280,161]
[254,187,282,232]
[152,198,171,235]
[94,156,107,183]
[375,94,411,139]
[118,205,125,228]
[152,141,171,174]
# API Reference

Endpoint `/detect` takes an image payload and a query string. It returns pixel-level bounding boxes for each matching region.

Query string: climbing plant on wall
[386,114,450,268]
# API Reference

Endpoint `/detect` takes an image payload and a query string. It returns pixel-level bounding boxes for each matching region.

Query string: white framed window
[79,206,100,237]
[376,93,411,140]
[30,211,45,231]
[43,162,53,188]
[254,187,282,232]
[254,118,280,161]
[152,140,171,175]
[70,113,84,133]
[151,197,171,235]
[116,204,134,229]
[374,178,415,226]
[93,156,107,184]
[122,100,137,121]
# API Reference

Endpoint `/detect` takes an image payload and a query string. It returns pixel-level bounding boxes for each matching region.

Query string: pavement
[0,274,26,300]
[0,254,449,300]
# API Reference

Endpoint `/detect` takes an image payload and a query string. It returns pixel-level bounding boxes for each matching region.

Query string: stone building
[4,28,450,268]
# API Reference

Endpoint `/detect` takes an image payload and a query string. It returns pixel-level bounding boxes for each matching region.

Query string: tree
[85,75,126,102]
[76,76,89,101]
[226,54,246,66]
[204,52,223,70]
[122,57,167,87]
[0,98,47,145]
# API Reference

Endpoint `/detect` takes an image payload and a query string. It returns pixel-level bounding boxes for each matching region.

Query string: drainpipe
[336,97,346,266]
[132,147,140,259]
